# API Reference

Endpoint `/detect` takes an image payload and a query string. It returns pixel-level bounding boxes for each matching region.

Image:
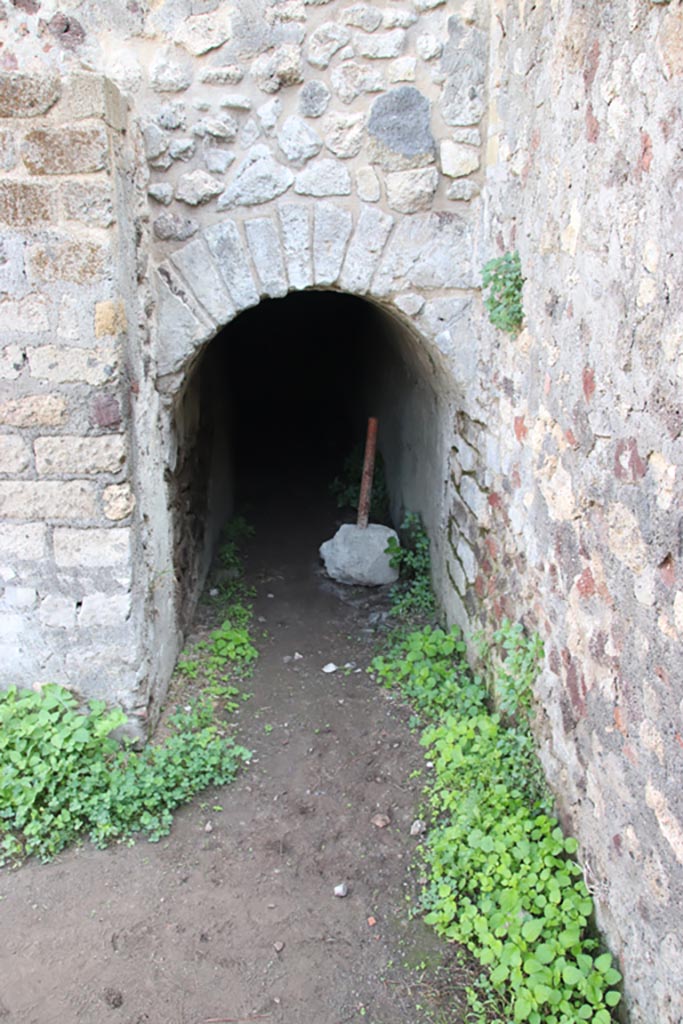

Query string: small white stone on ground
[334,882,349,897]
[410,819,426,836]
[322,662,337,673]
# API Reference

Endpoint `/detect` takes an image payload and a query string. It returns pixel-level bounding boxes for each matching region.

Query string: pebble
[410,819,426,836]
[273,941,285,953]
[204,821,213,833]
[371,813,391,829]
[334,882,349,897]
[322,662,337,673]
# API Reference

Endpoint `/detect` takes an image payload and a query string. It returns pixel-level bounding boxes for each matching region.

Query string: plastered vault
[0,0,682,1019]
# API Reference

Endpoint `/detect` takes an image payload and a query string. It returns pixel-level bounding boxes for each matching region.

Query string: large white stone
[340,206,394,292]
[175,169,224,205]
[245,218,288,298]
[307,23,351,68]
[440,140,480,178]
[170,237,235,324]
[204,221,260,311]
[319,524,399,586]
[217,146,294,208]
[353,29,405,59]
[323,111,365,158]
[294,157,352,196]
[313,202,353,284]
[386,166,439,213]
[331,62,384,103]
[277,115,323,164]
[278,204,313,289]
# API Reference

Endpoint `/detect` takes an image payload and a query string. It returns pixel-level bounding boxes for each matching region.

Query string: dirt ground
[0,487,473,1024]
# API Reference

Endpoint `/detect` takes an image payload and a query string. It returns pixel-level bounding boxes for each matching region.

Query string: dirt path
[0,490,465,1024]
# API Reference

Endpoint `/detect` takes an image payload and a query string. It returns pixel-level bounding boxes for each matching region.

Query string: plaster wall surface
[0,0,682,1019]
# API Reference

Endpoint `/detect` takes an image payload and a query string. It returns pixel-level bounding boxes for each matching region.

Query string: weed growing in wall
[369,617,622,1024]
[482,251,524,335]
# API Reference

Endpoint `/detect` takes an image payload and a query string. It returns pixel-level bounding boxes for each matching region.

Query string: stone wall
[0,0,682,1019]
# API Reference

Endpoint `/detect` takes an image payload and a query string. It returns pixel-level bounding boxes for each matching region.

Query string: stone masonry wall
[0,0,682,1020]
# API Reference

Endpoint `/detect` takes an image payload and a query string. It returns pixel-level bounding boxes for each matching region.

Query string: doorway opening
[168,290,445,630]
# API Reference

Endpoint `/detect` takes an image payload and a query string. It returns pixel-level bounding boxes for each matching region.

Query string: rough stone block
[1,585,37,610]
[386,166,439,213]
[340,207,394,293]
[320,523,399,586]
[103,483,135,520]
[0,294,49,334]
[245,218,288,298]
[294,157,352,196]
[53,527,131,568]
[21,127,109,175]
[149,46,194,93]
[0,522,46,560]
[29,239,108,284]
[323,111,365,158]
[307,23,351,69]
[62,181,115,227]
[356,166,381,202]
[153,269,212,378]
[95,300,127,338]
[353,29,405,59]
[0,434,31,475]
[0,480,98,520]
[204,221,260,311]
[277,115,323,164]
[27,345,118,386]
[0,394,67,428]
[175,169,224,205]
[313,202,353,285]
[0,73,61,117]
[34,435,126,476]
[0,182,56,226]
[299,80,331,117]
[78,591,131,628]
[174,8,233,56]
[0,612,25,642]
[331,62,385,104]
[278,204,313,290]
[341,4,383,31]
[217,146,293,208]
[368,86,436,169]
[153,213,199,241]
[252,44,303,93]
[0,346,25,381]
[170,237,236,324]
[440,139,480,177]
[388,57,417,82]
[39,594,76,629]
[439,17,487,127]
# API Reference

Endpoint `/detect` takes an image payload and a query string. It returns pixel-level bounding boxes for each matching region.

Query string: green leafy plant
[385,512,435,619]
[369,622,622,1024]
[330,444,390,521]
[0,684,251,865]
[482,251,524,335]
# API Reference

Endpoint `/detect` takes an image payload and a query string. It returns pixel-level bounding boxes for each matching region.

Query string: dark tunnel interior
[169,290,443,627]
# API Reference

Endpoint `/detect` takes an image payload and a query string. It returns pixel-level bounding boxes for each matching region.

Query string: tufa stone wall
[0,0,682,1019]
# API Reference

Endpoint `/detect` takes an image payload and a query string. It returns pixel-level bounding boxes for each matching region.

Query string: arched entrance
[167,290,448,632]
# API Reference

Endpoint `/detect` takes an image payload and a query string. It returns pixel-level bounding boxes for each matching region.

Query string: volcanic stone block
[368,86,435,169]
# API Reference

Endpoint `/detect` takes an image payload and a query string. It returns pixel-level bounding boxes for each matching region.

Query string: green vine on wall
[482,251,525,335]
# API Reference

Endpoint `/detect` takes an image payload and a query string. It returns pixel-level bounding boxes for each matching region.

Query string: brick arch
[151,200,462,394]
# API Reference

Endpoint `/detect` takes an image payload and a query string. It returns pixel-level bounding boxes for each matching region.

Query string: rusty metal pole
[357,416,378,530]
